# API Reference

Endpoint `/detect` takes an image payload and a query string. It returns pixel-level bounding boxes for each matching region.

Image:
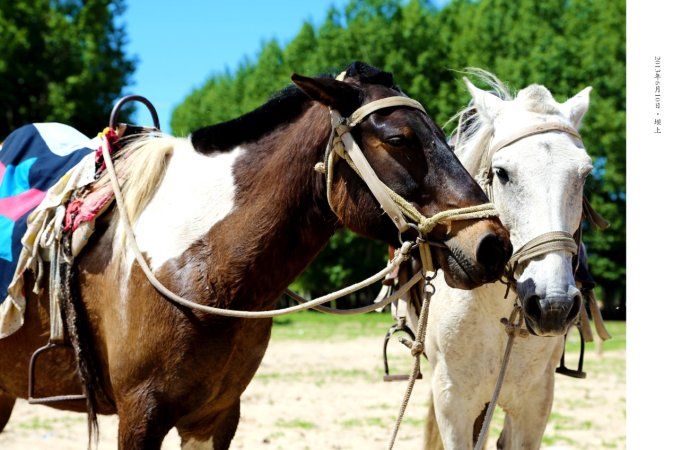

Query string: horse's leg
[431,363,485,450]
[116,391,177,450]
[0,394,15,432]
[500,373,555,450]
[423,397,444,450]
[177,400,241,450]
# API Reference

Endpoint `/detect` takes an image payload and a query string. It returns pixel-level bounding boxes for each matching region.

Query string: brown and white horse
[0,62,510,449]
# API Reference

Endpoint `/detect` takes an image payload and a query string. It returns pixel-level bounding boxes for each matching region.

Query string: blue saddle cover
[0,123,96,301]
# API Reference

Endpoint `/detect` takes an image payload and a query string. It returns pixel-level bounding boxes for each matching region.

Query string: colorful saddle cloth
[0,123,99,336]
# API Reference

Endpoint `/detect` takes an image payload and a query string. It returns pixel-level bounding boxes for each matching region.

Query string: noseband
[315,75,498,241]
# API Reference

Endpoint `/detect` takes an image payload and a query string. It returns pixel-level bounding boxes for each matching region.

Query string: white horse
[421,71,595,449]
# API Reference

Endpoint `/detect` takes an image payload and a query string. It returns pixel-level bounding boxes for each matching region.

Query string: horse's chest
[498,337,563,405]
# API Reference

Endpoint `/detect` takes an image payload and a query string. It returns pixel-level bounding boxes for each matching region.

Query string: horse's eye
[385,135,407,147]
[495,167,509,183]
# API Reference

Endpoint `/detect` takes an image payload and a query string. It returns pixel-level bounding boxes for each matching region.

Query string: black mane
[191,62,396,154]
[191,84,311,154]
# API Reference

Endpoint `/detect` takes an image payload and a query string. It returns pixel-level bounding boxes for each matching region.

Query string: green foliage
[171,0,626,312]
[0,0,136,139]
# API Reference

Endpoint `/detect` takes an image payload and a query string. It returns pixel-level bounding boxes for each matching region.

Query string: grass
[256,367,374,383]
[565,320,626,353]
[275,418,317,429]
[17,415,82,431]
[272,311,393,341]
[340,417,387,428]
[273,311,626,356]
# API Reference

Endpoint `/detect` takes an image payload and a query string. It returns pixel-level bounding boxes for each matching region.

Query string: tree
[0,0,136,139]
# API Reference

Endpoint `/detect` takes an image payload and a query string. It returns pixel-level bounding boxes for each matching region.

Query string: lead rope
[99,129,422,318]
[387,241,435,450]
[474,304,528,450]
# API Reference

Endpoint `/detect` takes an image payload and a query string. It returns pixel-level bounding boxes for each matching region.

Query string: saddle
[24,96,160,404]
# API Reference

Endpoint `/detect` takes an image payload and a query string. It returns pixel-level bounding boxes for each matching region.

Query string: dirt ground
[0,334,625,449]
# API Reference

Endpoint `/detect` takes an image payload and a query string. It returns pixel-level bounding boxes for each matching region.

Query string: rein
[104,131,426,317]
[99,85,498,318]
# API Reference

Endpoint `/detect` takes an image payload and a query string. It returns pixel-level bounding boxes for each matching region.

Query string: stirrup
[555,325,587,379]
[28,342,87,404]
[382,322,423,382]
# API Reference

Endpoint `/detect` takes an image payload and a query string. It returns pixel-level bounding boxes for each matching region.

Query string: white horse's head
[455,71,593,336]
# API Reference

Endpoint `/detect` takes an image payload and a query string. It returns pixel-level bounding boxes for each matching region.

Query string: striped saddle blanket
[0,123,100,337]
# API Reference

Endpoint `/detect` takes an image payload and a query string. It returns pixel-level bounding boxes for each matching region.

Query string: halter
[315,73,498,237]
[476,122,593,280]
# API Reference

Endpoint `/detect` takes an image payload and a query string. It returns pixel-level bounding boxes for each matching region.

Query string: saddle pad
[0,123,97,302]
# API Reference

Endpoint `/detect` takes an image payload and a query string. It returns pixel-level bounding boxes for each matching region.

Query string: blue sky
[123,1,352,132]
[123,1,448,133]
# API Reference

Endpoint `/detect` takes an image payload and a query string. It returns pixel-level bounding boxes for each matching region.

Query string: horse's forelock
[516,85,561,116]
[344,61,395,88]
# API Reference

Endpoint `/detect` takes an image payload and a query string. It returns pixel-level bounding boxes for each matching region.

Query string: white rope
[474,306,527,450]
[288,271,423,315]
[100,132,416,319]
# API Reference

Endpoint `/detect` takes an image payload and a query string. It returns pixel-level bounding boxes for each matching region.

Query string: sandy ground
[0,337,625,449]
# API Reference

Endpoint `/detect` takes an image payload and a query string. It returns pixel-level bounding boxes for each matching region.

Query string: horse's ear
[560,86,592,129]
[291,74,361,114]
[463,77,504,120]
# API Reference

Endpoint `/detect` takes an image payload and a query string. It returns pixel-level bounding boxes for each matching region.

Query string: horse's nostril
[476,234,506,277]
[566,293,582,323]
[525,294,542,322]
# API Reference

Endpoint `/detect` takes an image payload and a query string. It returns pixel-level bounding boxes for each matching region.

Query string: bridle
[316,72,499,240]
[476,121,606,291]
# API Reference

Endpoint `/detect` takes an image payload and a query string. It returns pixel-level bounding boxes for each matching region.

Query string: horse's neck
[129,105,337,310]
[469,282,517,318]
[456,129,517,319]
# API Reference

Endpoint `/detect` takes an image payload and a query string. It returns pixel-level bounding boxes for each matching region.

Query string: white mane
[451,68,568,179]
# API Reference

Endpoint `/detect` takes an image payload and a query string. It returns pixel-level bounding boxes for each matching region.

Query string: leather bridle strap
[329,106,411,230]
[489,122,582,156]
[479,122,583,200]
[475,121,604,281]
[508,230,579,273]
[320,76,498,236]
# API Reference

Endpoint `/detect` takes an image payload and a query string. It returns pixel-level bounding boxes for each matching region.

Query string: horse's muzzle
[436,224,512,289]
[523,290,581,336]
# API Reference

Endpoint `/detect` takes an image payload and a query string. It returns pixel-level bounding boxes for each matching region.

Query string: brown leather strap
[479,122,583,193]
[583,196,610,230]
[348,96,426,126]
[489,122,582,156]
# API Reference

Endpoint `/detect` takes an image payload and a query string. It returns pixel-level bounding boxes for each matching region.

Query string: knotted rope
[387,241,435,450]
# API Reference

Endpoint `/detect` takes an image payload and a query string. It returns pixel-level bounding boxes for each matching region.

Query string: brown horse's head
[292,62,511,289]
